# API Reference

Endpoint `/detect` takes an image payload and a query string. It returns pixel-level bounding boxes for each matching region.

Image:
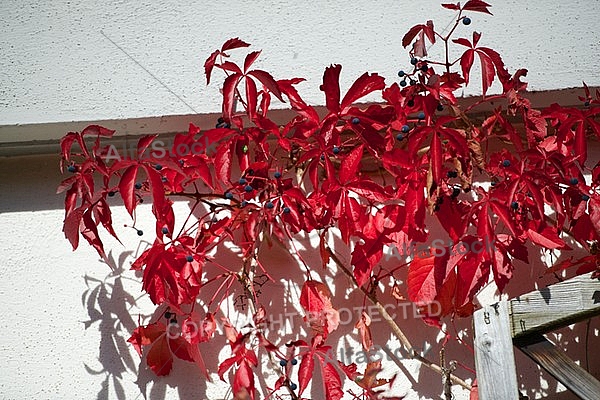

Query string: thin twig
[326,246,472,391]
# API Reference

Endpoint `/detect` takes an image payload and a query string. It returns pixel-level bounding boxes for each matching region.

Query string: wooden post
[473,300,519,400]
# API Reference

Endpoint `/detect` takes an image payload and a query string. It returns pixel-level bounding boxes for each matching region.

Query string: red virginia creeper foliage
[59,1,600,398]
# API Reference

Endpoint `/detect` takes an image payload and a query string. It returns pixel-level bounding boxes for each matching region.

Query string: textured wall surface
[1,1,600,399]
[1,0,600,125]
[1,153,599,400]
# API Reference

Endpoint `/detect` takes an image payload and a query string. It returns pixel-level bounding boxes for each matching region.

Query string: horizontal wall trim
[0,86,594,157]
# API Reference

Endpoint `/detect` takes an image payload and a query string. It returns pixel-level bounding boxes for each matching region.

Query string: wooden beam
[474,301,519,400]
[510,272,600,338]
[516,334,600,400]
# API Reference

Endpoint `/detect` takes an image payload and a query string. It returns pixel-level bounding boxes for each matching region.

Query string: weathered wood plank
[516,334,600,400]
[510,272,600,338]
[474,301,519,400]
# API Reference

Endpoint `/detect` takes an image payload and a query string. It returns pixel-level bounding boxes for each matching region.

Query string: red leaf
[355,312,373,350]
[320,64,342,114]
[463,0,493,14]
[214,142,232,185]
[221,37,251,52]
[407,256,440,305]
[63,207,84,250]
[247,70,284,102]
[81,208,106,258]
[300,281,332,314]
[233,360,255,400]
[81,125,115,138]
[460,49,475,85]
[590,196,600,235]
[245,76,258,119]
[478,51,496,95]
[340,72,386,111]
[243,50,261,73]
[222,73,242,119]
[318,356,344,400]
[402,23,435,48]
[119,165,139,216]
[218,61,243,74]
[137,135,157,159]
[204,50,220,84]
[442,3,461,10]
[526,227,567,249]
[298,351,315,395]
[340,144,363,183]
[146,335,172,376]
[470,380,479,400]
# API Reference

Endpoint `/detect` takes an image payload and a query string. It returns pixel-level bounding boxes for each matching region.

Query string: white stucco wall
[1,1,600,400]
[1,0,599,125]
[2,153,599,400]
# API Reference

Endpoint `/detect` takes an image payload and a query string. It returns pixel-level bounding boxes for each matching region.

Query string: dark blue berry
[137,229,143,236]
[266,201,274,209]
[417,111,425,120]
[411,57,418,65]
[108,191,116,197]
[186,255,194,262]
[447,170,458,178]
[226,192,234,199]
[396,133,404,141]
[164,311,172,319]
[437,104,444,111]
[333,146,340,154]
[570,177,579,185]
[320,154,325,161]
[584,100,590,107]
[491,181,497,186]
[239,178,247,185]
[244,185,253,192]
[400,80,407,87]
[511,201,519,210]
[247,169,254,176]
[407,100,414,107]
[452,188,461,198]
[290,383,297,390]
[162,227,169,234]
[67,165,77,173]
[410,79,416,86]
[135,182,142,189]
[217,117,225,124]
[351,117,360,125]
[283,207,291,214]
[274,171,282,179]
[502,160,511,167]
[241,200,248,207]
[582,194,590,201]
[170,318,178,325]
[279,359,287,367]
[155,164,162,170]
[401,124,410,133]
[398,70,406,77]
[463,17,471,25]
[420,64,428,72]
[291,358,298,365]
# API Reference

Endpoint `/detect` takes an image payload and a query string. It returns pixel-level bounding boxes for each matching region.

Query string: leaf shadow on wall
[82,249,215,400]
[82,250,141,400]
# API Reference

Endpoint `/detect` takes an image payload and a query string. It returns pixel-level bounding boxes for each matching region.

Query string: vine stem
[325,246,472,391]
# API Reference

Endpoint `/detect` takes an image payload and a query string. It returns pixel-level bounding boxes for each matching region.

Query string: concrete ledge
[0,86,595,157]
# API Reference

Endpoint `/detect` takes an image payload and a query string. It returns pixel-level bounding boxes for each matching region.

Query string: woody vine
[59,1,600,399]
